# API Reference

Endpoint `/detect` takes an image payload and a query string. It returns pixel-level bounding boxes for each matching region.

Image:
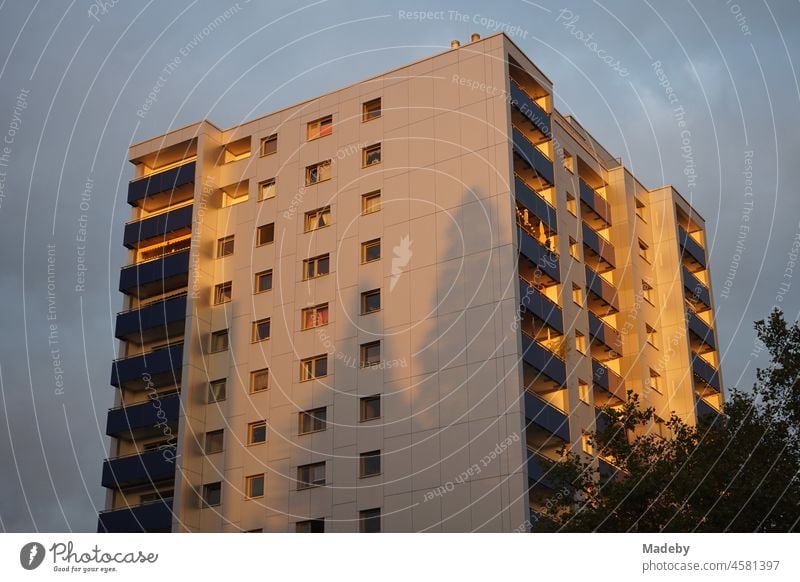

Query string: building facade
[98,33,723,533]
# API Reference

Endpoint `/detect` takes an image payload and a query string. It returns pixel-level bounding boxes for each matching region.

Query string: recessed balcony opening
[585,267,619,315]
[512,135,554,191]
[222,179,249,207]
[526,424,566,460]
[517,204,557,252]
[593,384,624,409]
[519,254,558,288]
[522,357,563,395]
[587,311,622,361]
[511,105,550,147]
[221,136,252,164]
[508,56,551,114]
[579,179,611,230]
[133,180,195,214]
[582,222,615,273]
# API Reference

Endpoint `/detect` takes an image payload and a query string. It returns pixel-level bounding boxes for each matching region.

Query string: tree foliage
[536,309,800,532]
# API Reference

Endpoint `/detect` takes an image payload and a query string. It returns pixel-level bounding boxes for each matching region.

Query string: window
[305,160,331,185]
[578,380,590,404]
[649,369,662,394]
[361,289,381,314]
[646,324,658,348]
[307,115,333,140]
[255,269,273,293]
[252,318,271,342]
[210,329,229,352]
[217,235,234,258]
[204,430,223,454]
[362,143,381,167]
[245,474,265,499]
[638,239,650,262]
[202,482,221,507]
[303,254,330,280]
[362,98,381,122]
[566,192,577,215]
[207,379,226,403]
[297,462,325,489]
[361,239,381,263]
[214,282,232,305]
[569,237,580,260]
[247,420,267,445]
[642,280,654,303]
[359,450,381,478]
[305,206,331,232]
[301,355,328,381]
[302,303,329,330]
[296,519,324,533]
[572,283,584,306]
[260,134,277,156]
[581,432,593,455]
[250,368,269,393]
[360,395,380,421]
[563,150,574,172]
[359,508,381,533]
[256,223,275,246]
[299,407,327,434]
[360,341,381,367]
[258,178,276,201]
[575,331,586,355]
[362,190,381,214]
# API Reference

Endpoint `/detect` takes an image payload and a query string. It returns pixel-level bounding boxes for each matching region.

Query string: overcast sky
[0,0,797,532]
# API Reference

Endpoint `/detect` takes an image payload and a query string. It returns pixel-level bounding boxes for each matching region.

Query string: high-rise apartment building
[98,33,723,533]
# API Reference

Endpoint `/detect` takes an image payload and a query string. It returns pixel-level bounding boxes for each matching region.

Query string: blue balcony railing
[123,204,193,249]
[682,266,711,311]
[110,342,183,391]
[519,279,563,334]
[114,293,187,343]
[119,248,190,299]
[105,392,180,438]
[518,227,560,283]
[527,450,560,489]
[525,391,570,441]
[695,397,721,423]
[97,497,174,533]
[510,80,551,137]
[692,354,721,393]
[101,447,177,489]
[512,127,555,187]
[592,359,626,402]
[582,222,615,269]
[128,161,195,206]
[678,226,706,269]
[515,176,557,233]
[687,310,716,351]
[579,179,611,226]
[521,333,567,387]
[585,266,619,312]
[587,311,622,355]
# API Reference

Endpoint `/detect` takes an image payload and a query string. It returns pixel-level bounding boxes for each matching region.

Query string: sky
[0,0,797,532]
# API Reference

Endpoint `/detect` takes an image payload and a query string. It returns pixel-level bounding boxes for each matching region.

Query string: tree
[535,309,800,532]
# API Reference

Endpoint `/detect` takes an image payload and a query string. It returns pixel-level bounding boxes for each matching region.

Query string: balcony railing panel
[678,226,706,270]
[512,127,554,187]
[585,266,619,312]
[682,266,711,311]
[510,80,551,137]
[525,391,570,441]
[521,333,567,387]
[579,179,611,226]
[519,279,563,334]
[587,311,621,355]
[119,248,190,299]
[105,393,180,438]
[128,161,195,206]
[110,343,183,391]
[97,498,173,533]
[582,222,615,269]
[518,227,560,283]
[515,176,557,233]
[687,310,716,351]
[123,204,193,249]
[692,354,721,393]
[114,293,187,343]
[592,359,625,402]
[101,447,177,489]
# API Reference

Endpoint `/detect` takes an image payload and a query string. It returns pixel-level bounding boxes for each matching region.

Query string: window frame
[204,429,224,455]
[298,407,327,435]
[360,341,381,368]
[362,98,381,122]
[260,134,277,157]
[202,482,222,508]
[359,508,381,533]
[245,474,265,499]
[359,450,382,478]
[304,206,332,232]
[210,329,229,353]
[362,143,382,168]
[361,289,381,314]
[301,303,329,330]
[214,281,232,305]
[216,235,234,258]
[305,160,332,186]
[295,519,325,533]
[361,239,381,264]
[256,223,275,247]
[258,178,276,201]
[307,115,333,141]
[207,379,227,403]
[300,355,328,381]
[254,269,273,294]
[303,254,330,280]
[250,368,269,393]
[360,394,381,422]
[297,461,326,489]
[361,190,381,215]
[247,420,267,445]
[252,318,271,342]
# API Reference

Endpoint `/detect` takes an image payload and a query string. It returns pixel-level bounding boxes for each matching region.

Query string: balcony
[582,222,615,271]
[592,359,625,402]
[678,226,706,271]
[128,161,195,209]
[682,266,711,312]
[525,391,570,441]
[598,458,620,479]
[119,248,190,300]
[692,354,721,394]
[695,397,721,423]
[587,311,622,359]
[518,227,560,284]
[123,204,193,249]
[687,310,716,352]
[579,179,611,228]
[106,392,180,439]
[512,127,554,188]
[521,333,567,388]
[519,279,563,334]
[585,266,619,313]
[110,343,183,391]
[510,80,551,138]
[515,176,557,233]
[115,293,187,344]
[526,450,559,490]
[97,497,173,533]
[101,447,177,489]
